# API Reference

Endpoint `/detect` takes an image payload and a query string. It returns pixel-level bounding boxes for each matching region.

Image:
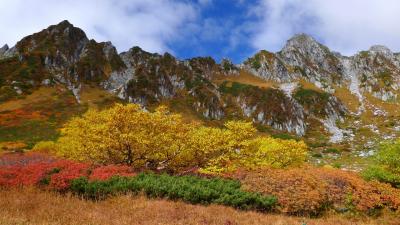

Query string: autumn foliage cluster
[3,103,400,217]
[0,152,135,190]
[0,108,50,127]
[0,152,277,211]
[235,166,400,215]
[38,103,307,173]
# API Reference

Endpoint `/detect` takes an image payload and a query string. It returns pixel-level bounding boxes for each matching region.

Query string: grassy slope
[0,86,120,148]
[1,188,399,225]
[213,69,278,89]
[1,69,399,169]
[212,72,400,169]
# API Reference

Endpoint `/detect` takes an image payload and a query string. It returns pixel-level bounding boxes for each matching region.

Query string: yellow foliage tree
[240,137,308,169]
[56,103,195,170]
[200,134,308,174]
[32,141,57,153]
[54,104,308,173]
[181,121,256,170]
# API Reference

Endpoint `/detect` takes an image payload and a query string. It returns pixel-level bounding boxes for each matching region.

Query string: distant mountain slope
[1,21,400,157]
[242,34,400,148]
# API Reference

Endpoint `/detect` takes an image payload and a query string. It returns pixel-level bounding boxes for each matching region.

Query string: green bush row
[362,166,400,188]
[362,140,400,188]
[70,173,277,211]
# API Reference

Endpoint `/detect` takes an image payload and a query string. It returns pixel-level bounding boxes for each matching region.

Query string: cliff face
[2,21,400,146]
[0,20,125,102]
[243,34,400,104]
[241,34,400,143]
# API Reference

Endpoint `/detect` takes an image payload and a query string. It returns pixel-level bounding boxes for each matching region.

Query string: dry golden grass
[298,79,323,92]
[333,85,361,113]
[79,85,118,109]
[214,70,278,89]
[351,93,400,135]
[0,85,118,113]
[0,87,58,112]
[0,188,399,225]
[364,93,400,116]
[0,141,27,151]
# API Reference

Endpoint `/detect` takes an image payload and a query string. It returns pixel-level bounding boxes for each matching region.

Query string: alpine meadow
[1,1,400,224]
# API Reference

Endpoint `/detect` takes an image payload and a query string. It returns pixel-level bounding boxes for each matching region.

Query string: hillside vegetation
[1,104,400,220]
[1,21,400,224]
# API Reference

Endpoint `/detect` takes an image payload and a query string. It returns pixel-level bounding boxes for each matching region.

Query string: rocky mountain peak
[368,45,394,58]
[54,20,73,28]
[99,41,119,60]
[16,20,88,58]
[46,20,85,39]
[281,33,326,53]
[126,46,149,55]
[0,44,9,52]
[0,44,9,58]
[276,34,342,87]
[3,21,400,145]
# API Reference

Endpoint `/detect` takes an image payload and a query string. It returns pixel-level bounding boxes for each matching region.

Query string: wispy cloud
[1,0,400,61]
[249,0,400,55]
[0,0,197,53]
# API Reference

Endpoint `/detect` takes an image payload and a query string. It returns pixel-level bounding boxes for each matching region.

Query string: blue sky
[169,0,255,63]
[1,0,400,63]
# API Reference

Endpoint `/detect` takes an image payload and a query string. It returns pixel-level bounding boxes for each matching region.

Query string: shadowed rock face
[0,44,9,56]
[0,44,17,59]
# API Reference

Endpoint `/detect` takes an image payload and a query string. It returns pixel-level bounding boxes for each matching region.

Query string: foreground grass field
[1,188,400,225]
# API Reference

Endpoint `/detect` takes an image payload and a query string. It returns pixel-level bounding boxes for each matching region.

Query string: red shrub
[49,161,90,190]
[0,153,89,189]
[0,162,59,187]
[89,165,135,181]
[0,153,136,190]
[0,166,19,187]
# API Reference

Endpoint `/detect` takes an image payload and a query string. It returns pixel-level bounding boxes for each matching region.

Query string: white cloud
[0,0,197,53]
[250,0,400,55]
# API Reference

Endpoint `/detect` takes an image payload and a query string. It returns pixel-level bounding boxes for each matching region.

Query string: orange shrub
[0,142,27,151]
[234,166,400,216]
[0,108,49,127]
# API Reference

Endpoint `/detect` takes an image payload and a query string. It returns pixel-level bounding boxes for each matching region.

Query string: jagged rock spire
[282,33,322,50]
[0,44,10,58]
[0,44,9,51]
[368,45,394,58]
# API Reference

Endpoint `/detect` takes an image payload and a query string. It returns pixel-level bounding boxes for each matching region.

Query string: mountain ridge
[1,20,400,159]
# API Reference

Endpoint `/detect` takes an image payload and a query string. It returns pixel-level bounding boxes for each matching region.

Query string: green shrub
[219,81,254,96]
[323,148,341,154]
[70,173,277,211]
[252,61,261,70]
[332,162,342,169]
[362,140,400,188]
[293,87,330,116]
[362,166,400,188]
[271,133,299,141]
[0,86,16,102]
[312,153,323,158]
